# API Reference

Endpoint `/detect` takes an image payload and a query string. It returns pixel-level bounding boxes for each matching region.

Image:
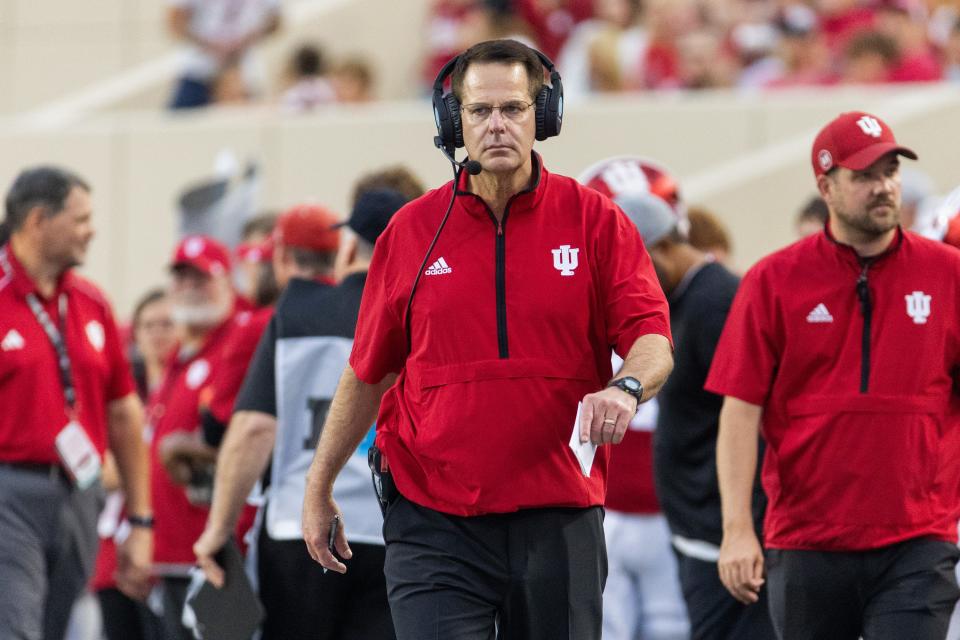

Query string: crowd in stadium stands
[424,0,960,97]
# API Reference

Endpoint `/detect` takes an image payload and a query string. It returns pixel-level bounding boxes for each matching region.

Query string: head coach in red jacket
[301,39,674,639]
[708,111,960,640]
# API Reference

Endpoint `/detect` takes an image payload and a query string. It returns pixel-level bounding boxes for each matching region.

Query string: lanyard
[25,292,76,413]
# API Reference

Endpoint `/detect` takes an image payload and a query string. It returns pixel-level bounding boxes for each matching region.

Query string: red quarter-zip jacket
[350,154,672,516]
[706,227,960,550]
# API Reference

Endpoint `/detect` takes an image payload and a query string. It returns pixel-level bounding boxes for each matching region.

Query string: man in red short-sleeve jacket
[708,111,960,640]
[302,39,674,640]
[0,166,152,640]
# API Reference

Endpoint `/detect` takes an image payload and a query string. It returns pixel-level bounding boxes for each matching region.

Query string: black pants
[383,496,607,640]
[257,529,395,640]
[766,537,960,640]
[674,552,776,640]
[97,588,163,640]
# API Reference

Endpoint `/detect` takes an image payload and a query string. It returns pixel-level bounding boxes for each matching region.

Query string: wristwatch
[608,376,643,406]
[127,514,155,529]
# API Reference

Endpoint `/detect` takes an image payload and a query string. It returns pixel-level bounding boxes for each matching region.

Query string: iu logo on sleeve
[551,245,579,276]
[905,291,931,324]
[85,321,105,352]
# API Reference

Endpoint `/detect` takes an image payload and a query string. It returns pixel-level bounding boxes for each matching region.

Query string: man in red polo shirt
[303,40,674,639]
[146,234,236,640]
[0,166,152,640]
[709,111,960,639]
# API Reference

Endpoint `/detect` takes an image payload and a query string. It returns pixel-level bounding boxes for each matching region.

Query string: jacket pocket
[779,395,943,527]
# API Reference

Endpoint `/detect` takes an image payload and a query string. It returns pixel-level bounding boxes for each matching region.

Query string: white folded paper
[569,402,598,477]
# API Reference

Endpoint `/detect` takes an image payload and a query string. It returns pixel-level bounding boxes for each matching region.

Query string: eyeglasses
[460,101,534,124]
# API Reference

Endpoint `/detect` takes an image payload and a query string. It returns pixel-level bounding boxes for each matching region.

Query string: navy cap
[335,188,408,245]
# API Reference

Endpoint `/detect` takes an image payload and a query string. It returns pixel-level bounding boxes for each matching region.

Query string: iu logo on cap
[856,116,883,138]
[818,150,833,172]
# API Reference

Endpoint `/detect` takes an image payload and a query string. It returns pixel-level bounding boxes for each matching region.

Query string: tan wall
[0,85,956,317]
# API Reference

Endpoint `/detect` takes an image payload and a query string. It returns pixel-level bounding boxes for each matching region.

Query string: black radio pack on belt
[368,445,398,516]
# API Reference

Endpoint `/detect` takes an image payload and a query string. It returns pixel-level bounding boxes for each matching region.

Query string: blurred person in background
[945,16,960,82]
[129,289,177,402]
[234,213,279,309]
[899,166,936,231]
[639,0,703,89]
[579,156,690,640]
[280,43,337,113]
[210,62,252,106]
[557,0,645,98]
[331,56,375,102]
[877,0,942,82]
[147,235,237,640]
[91,289,175,640]
[676,30,736,89]
[794,195,830,238]
[458,2,539,51]
[515,0,594,60]
[195,195,407,639]
[841,30,900,83]
[768,4,836,88]
[686,206,734,267]
[626,191,775,640]
[167,0,282,109]
[422,0,484,91]
[0,166,152,640]
[350,165,426,208]
[814,0,877,54]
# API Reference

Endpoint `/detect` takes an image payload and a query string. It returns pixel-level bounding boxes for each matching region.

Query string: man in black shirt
[193,190,407,640]
[615,192,774,640]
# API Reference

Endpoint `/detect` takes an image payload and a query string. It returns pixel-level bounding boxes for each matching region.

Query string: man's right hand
[718,528,765,605]
[302,490,352,574]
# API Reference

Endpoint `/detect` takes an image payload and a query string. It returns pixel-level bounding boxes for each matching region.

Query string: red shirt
[148,317,235,565]
[351,156,672,516]
[208,306,274,423]
[706,228,960,550]
[0,244,133,463]
[604,398,660,514]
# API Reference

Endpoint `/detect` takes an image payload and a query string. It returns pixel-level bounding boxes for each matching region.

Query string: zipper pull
[856,265,870,311]
[497,221,503,236]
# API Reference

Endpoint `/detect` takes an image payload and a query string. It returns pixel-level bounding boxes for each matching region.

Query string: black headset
[431,45,564,152]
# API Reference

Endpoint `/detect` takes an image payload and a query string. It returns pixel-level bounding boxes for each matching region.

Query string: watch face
[623,378,641,392]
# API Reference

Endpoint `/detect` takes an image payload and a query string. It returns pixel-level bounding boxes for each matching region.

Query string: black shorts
[257,528,395,640]
[383,495,607,640]
[766,537,960,640]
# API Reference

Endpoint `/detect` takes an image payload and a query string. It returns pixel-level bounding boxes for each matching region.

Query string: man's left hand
[115,526,153,601]
[579,386,638,445]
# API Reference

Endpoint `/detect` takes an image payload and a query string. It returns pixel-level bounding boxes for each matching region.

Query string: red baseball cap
[273,204,340,252]
[811,111,918,178]
[235,240,273,264]
[170,235,231,276]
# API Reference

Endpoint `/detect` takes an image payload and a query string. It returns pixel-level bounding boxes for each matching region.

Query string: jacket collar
[821,223,904,269]
[453,152,548,219]
[0,242,73,300]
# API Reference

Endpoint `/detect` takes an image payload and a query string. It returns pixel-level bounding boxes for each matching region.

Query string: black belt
[0,461,66,481]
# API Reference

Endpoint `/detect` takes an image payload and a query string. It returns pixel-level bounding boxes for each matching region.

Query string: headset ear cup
[535,86,550,141]
[444,94,464,148]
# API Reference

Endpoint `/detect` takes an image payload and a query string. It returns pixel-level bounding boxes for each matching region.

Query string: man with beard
[708,111,960,639]
[146,235,237,639]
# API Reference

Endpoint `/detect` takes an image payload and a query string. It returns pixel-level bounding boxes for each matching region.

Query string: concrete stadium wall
[0,85,956,317]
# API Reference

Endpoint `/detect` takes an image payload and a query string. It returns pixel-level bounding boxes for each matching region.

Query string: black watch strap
[608,376,643,405]
[127,514,155,529]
